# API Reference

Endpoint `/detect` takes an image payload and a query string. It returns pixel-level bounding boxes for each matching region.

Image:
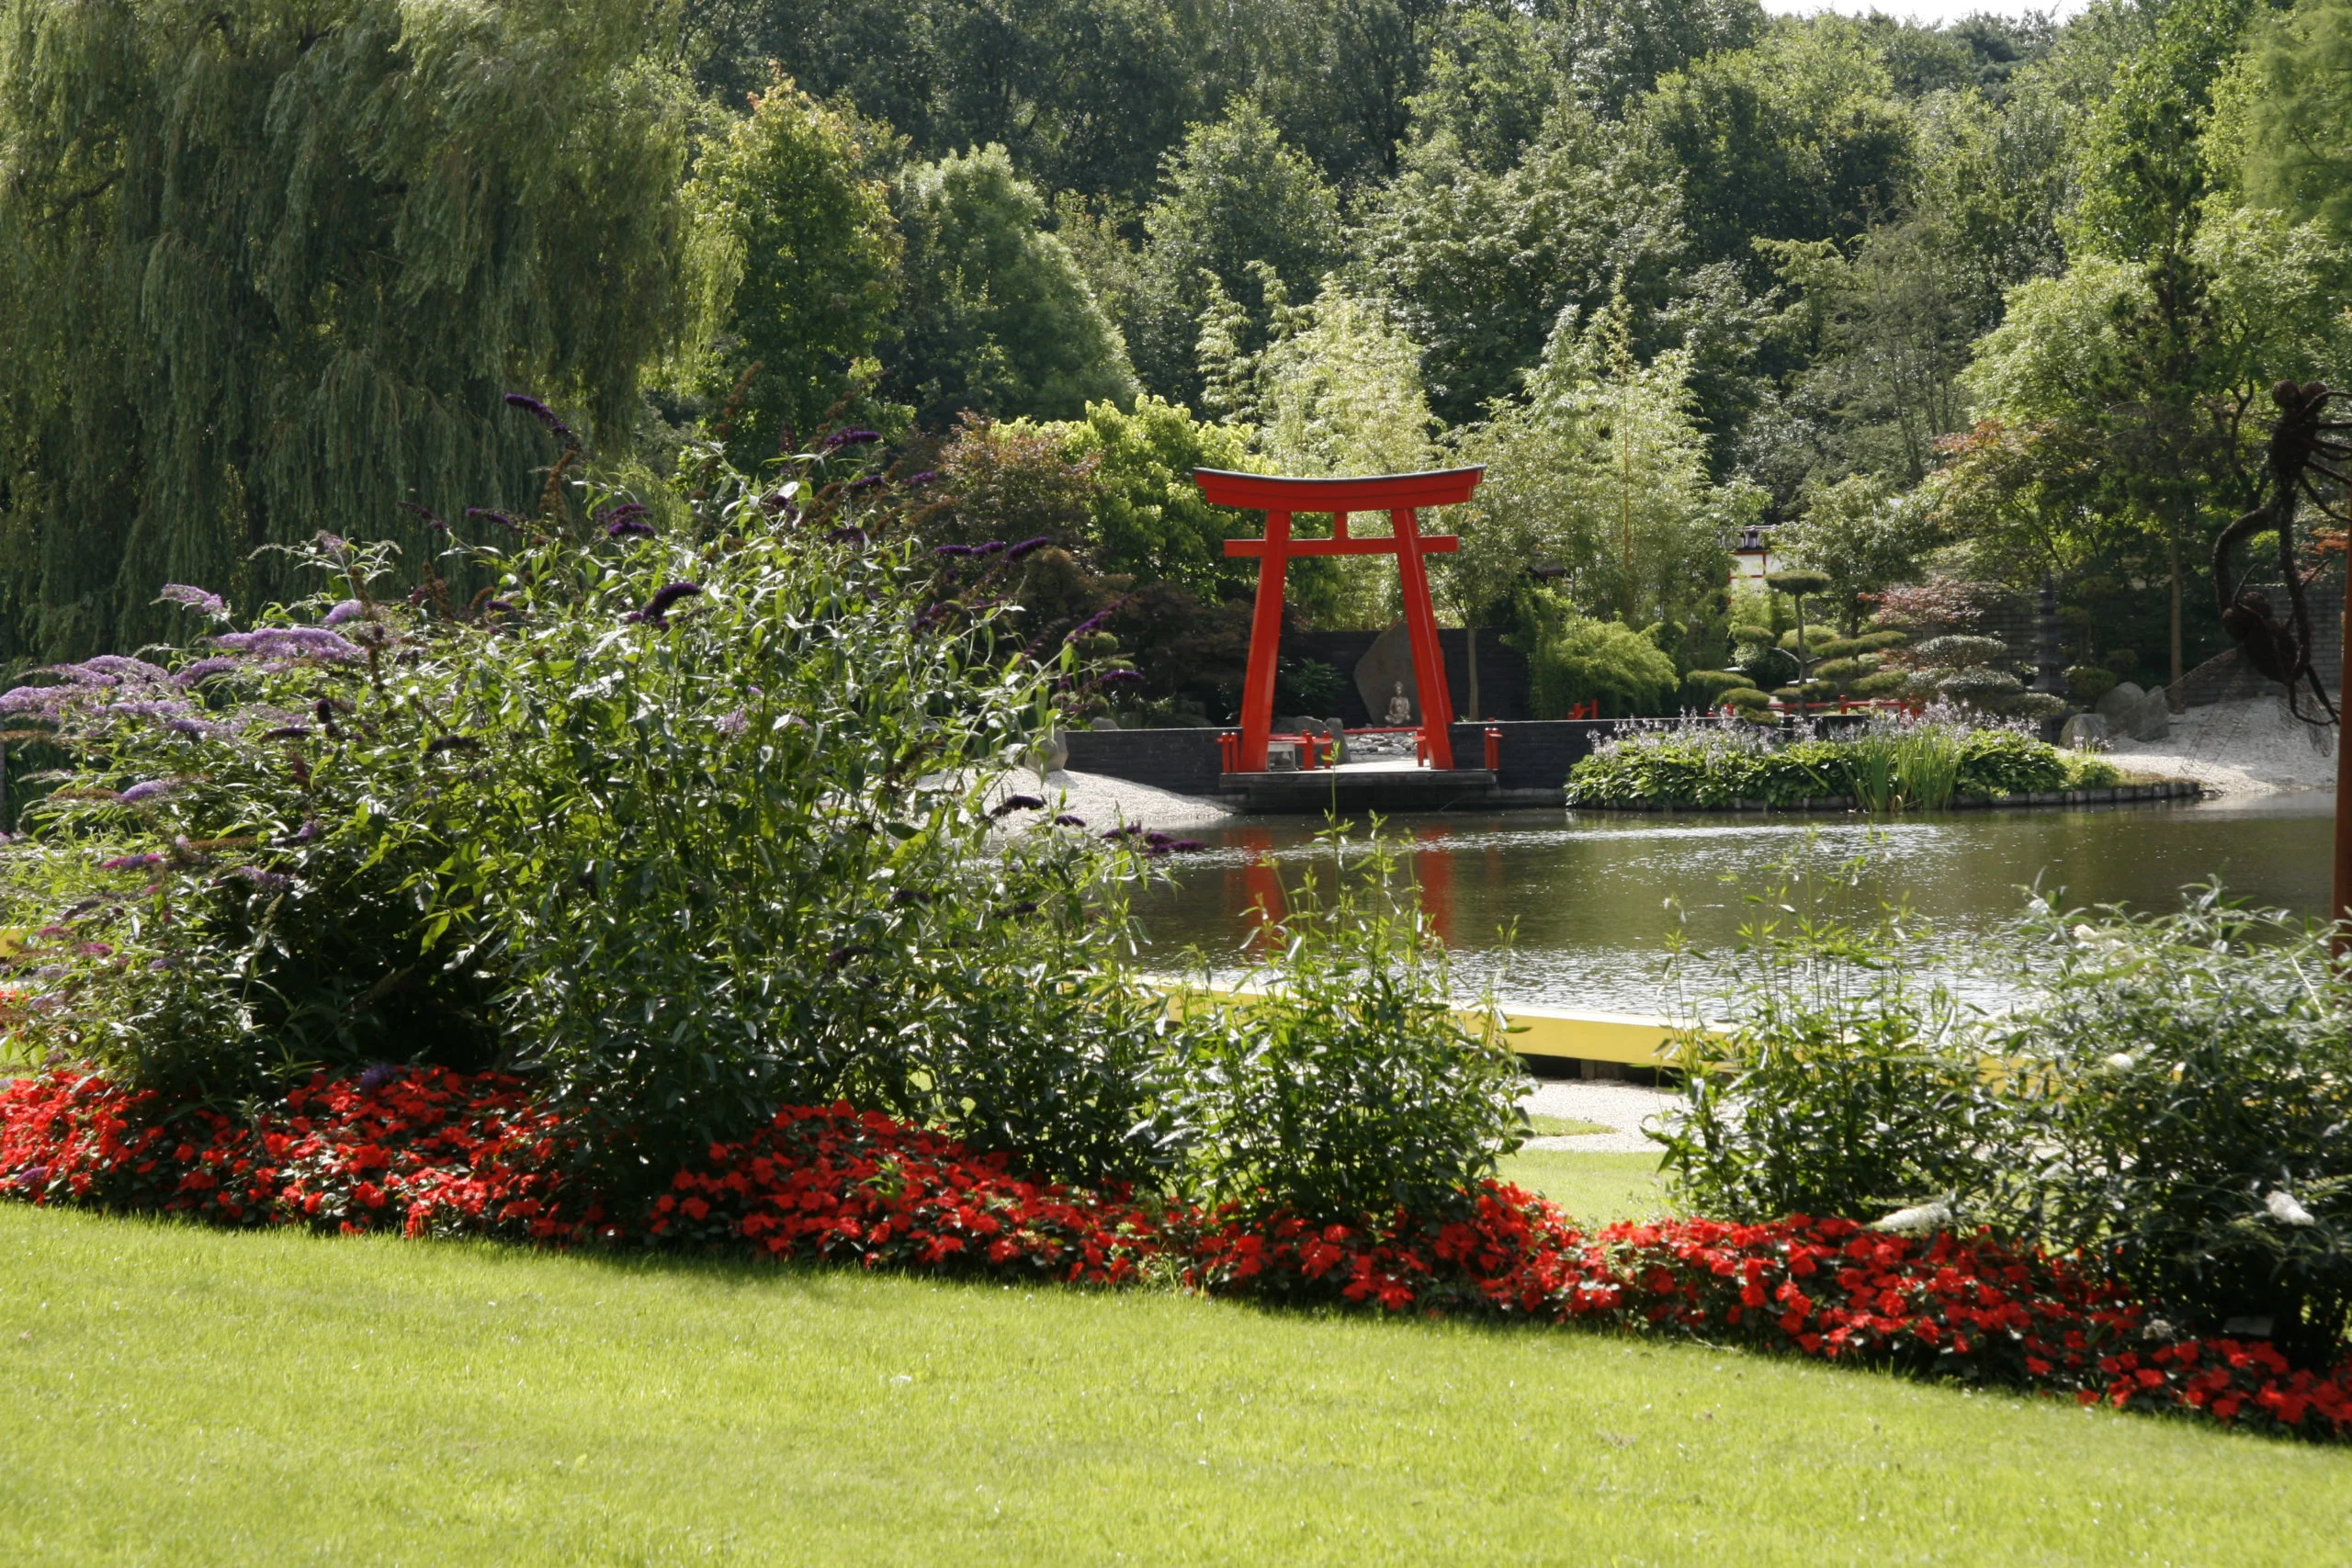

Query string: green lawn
[4,1160,2347,1565]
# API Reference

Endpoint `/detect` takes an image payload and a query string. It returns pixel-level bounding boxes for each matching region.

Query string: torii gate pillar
[1192,466,1485,772]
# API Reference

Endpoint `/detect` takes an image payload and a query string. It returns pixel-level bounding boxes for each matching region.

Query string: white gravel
[2108,694,2339,797]
[981,767,1236,832]
[1520,1077,1681,1154]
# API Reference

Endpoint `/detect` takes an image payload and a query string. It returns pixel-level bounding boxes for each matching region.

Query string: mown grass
[5,1158,2348,1566]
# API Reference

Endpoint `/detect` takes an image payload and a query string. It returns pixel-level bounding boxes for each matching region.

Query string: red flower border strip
[5,1067,2348,1439]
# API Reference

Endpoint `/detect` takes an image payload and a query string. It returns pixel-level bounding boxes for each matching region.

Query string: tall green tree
[2238,0,2352,244]
[1458,290,1740,633]
[0,0,693,661]
[1355,103,1687,424]
[1129,105,1342,409]
[684,79,901,460]
[888,145,1137,427]
[1640,17,1916,285]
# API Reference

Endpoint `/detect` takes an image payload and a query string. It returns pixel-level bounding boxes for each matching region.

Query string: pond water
[1135,793,2338,1013]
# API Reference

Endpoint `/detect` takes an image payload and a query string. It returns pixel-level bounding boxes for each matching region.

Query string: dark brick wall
[1067,717,1655,797]
[1061,727,1226,795]
[1444,720,1625,790]
[1289,628,1531,723]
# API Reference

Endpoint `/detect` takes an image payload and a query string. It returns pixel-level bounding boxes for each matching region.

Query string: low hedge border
[1568,779,2204,813]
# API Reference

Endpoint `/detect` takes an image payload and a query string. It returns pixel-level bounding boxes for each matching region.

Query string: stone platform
[1217,765,1500,813]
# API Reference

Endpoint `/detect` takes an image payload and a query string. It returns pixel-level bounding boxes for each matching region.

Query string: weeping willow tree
[0,0,694,660]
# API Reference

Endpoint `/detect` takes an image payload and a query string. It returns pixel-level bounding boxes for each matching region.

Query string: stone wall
[1288,628,1532,724]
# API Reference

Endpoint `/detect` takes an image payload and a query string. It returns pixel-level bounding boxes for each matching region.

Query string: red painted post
[1234,509,1291,772]
[1390,504,1456,769]
[1483,727,1500,771]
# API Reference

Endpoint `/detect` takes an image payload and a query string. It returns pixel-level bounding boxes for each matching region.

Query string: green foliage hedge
[1526,612,1679,719]
[1659,878,2352,1362]
[1565,721,2120,809]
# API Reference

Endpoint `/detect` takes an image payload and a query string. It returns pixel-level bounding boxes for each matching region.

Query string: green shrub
[1657,871,2026,1226]
[1658,872,2352,1362]
[1777,623,1840,652]
[2061,751,2121,788]
[1682,670,1750,708]
[1956,727,2066,797]
[1811,656,1868,684]
[1171,829,1525,1221]
[0,440,1178,1190]
[1998,891,2352,1361]
[2067,665,2120,703]
[1721,686,1773,711]
[1528,615,1679,719]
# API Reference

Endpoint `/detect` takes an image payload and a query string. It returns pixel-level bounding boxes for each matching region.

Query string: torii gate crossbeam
[1192,466,1485,773]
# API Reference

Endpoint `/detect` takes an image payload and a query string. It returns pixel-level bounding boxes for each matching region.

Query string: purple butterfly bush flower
[902,470,938,488]
[1006,536,1052,561]
[503,393,582,450]
[823,526,867,547]
[171,657,246,687]
[484,598,517,615]
[989,795,1046,819]
[356,1062,398,1093]
[715,708,748,736]
[466,507,525,533]
[117,779,183,805]
[821,428,881,449]
[397,502,449,531]
[1053,814,1088,829]
[624,581,703,628]
[100,853,166,871]
[156,584,229,618]
[0,685,63,716]
[424,734,482,754]
[933,545,978,558]
[289,819,324,843]
[848,474,885,492]
[224,865,292,895]
[262,725,313,741]
[14,1166,49,1190]
[211,627,364,664]
[322,599,373,627]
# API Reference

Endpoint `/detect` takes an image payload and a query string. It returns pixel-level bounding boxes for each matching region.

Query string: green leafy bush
[2068,665,2120,703]
[1682,669,1750,708]
[1657,872,2352,1363]
[0,434,1173,1190]
[1528,615,1679,719]
[1999,892,2352,1361]
[1956,727,2066,796]
[2061,751,2122,788]
[1171,829,1525,1221]
[1657,871,2027,1225]
[1566,719,2082,811]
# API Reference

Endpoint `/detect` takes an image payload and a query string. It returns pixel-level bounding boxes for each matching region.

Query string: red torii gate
[1192,465,1485,773]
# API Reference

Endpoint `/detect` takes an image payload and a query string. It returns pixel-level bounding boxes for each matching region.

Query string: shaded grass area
[1525,1113,1616,1138]
[6,1202,2350,1566]
[1498,1148,1677,1225]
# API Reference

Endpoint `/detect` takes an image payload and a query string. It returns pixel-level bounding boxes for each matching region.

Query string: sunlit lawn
[3,1155,2346,1565]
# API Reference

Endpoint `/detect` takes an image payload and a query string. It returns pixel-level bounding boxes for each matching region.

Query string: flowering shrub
[5,1066,2351,1439]
[1565,716,2106,809]
[0,415,1188,1190]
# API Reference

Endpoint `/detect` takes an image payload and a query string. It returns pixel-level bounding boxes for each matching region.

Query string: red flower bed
[6,1066,2350,1439]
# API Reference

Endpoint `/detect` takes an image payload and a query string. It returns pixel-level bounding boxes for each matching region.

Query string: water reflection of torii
[1192,466,1484,771]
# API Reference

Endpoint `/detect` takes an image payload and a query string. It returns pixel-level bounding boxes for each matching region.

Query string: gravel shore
[2108,694,2337,797]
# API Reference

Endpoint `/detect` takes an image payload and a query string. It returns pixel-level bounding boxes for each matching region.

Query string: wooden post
[2336,562,2352,953]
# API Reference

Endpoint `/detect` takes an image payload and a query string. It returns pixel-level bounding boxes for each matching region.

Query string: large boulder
[2126,688,2171,742]
[1353,618,1419,724]
[2094,681,2145,723]
[2058,712,2110,750]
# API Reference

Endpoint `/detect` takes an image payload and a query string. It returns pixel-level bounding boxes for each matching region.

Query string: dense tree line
[3,0,2347,718]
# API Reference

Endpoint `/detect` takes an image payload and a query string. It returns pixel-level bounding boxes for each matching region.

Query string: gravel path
[1520,1078,1681,1154]
[2108,694,2337,797]
[980,767,1236,832]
